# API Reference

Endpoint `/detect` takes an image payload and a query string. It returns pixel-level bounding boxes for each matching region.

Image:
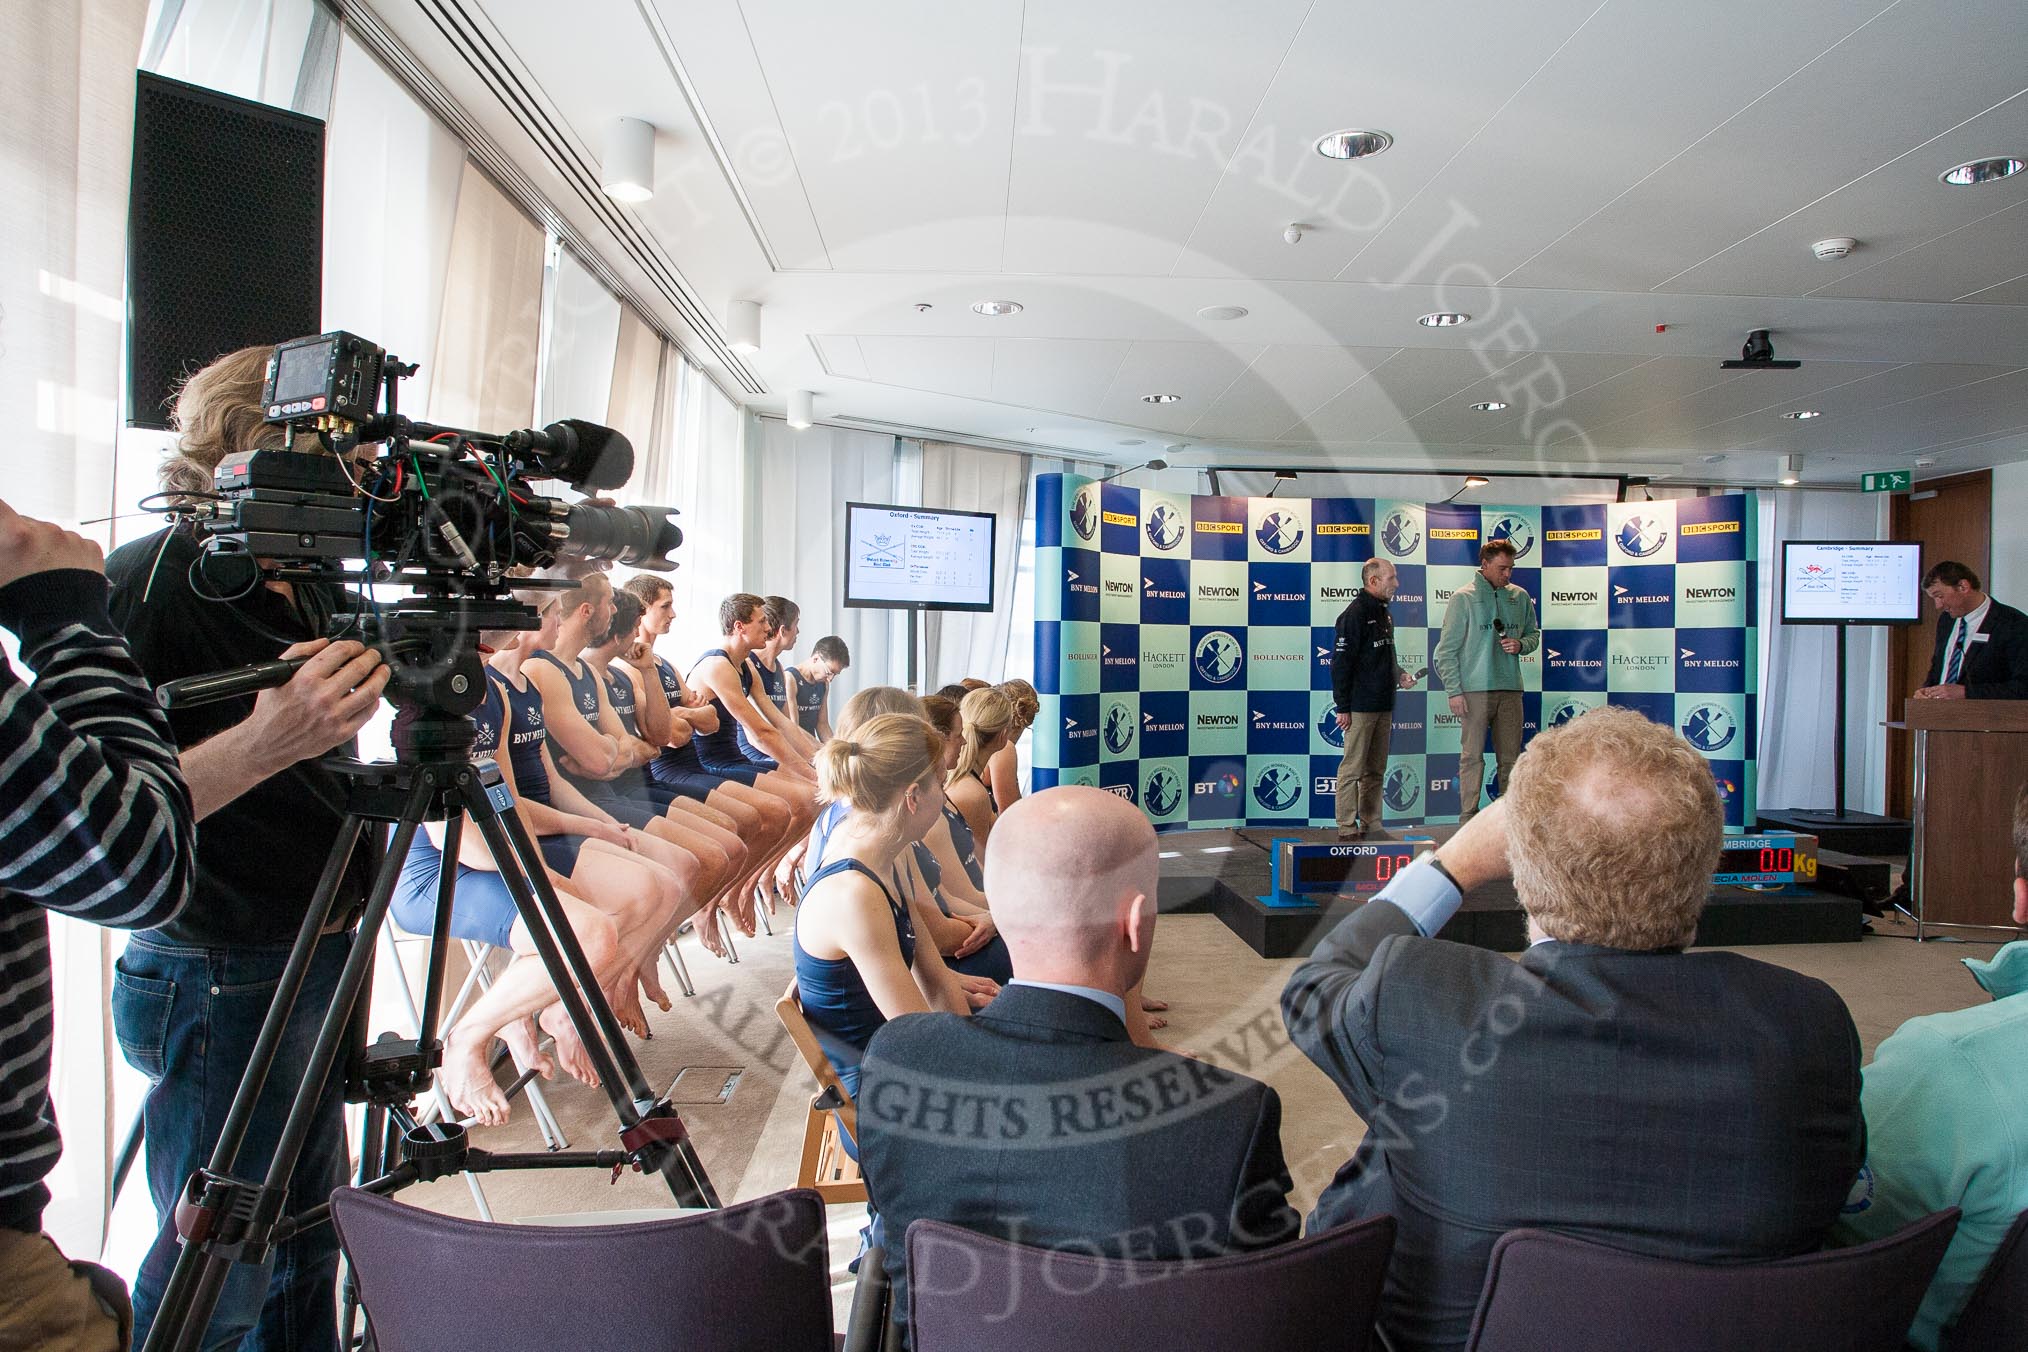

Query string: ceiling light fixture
[1779,453,1802,486]
[1915,456,1937,467]
[1094,457,1171,485]
[1141,393,1182,404]
[787,389,814,430]
[599,117,657,203]
[1470,401,1509,412]
[1419,311,1471,327]
[726,299,761,354]
[1315,129,1394,161]
[1198,305,1249,321]
[1782,409,1822,420]
[1941,156,2025,186]
[1440,474,1491,504]
[971,300,1023,316]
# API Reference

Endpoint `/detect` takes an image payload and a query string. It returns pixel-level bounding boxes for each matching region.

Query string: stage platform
[1755,808,1911,857]
[1156,827,1864,960]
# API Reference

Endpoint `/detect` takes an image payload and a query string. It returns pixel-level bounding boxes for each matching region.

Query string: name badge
[1970,632,1990,644]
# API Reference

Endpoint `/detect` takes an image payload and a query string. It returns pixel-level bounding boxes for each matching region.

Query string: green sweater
[1834,941,2028,1351]
[1433,575,1540,694]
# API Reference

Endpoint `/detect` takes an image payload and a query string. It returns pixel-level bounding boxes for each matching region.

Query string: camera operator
[0,500,194,1352]
[103,346,388,1352]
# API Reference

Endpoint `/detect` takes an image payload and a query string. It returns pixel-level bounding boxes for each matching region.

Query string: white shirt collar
[1959,596,1993,637]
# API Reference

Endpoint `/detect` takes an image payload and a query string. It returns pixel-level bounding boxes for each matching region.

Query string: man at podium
[1914,561,2028,701]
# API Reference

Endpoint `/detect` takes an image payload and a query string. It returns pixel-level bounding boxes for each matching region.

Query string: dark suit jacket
[1283,899,1865,1352]
[1924,598,2028,699]
[859,985,1300,1338]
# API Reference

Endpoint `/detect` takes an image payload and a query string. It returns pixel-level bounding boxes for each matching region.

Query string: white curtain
[750,418,906,698]
[145,0,325,110]
[919,441,1029,687]
[427,161,544,433]
[638,357,752,666]
[537,244,621,430]
[1,0,149,1260]
[1756,488,1891,813]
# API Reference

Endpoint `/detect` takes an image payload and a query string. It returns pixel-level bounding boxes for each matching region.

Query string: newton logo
[1144,503,1186,550]
[1256,509,1306,555]
[1252,763,1305,812]
[1069,486,1099,541]
[1194,630,1243,684]
[1681,704,1737,753]
[1102,702,1135,755]
[1384,766,1423,813]
[1381,509,1422,558]
[1614,514,1669,558]
[1487,514,1535,559]
[1144,769,1183,816]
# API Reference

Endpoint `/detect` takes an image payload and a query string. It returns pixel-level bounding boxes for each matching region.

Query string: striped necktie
[1944,619,1970,684]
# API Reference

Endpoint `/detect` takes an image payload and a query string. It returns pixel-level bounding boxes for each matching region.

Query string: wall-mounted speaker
[126,71,324,429]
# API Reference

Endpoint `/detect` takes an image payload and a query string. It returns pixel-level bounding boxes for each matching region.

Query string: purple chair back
[1463,1208,1961,1352]
[328,1186,832,1352]
[1946,1207,2028,1352]
[906,1214,1395,1352]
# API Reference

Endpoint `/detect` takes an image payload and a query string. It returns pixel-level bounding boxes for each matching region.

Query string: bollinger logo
[1252,763,1305,812]
[1255,509,1306,555]
[1102,702,1135,755]
[1144,503,1186,551]
[1614,514,1670,558]
[1194,630,1243,684]
[1383,765,1422,813]
[1487,514,1535,559]
[1069,485,1099,541]
[1680,703,1738,753]
[1144,768,1183,816]
[1381,509,1422,558]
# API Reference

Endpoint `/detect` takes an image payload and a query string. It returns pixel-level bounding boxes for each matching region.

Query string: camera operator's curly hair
[158,345,288,504]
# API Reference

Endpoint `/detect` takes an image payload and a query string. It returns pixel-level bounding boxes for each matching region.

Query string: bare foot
[637,960,673,1013]
[499,1016,555,1082]
[539,1003,601,1086]
[726,889,758,937]
[440,1023,510,1127]
[1146,1014,1168,1030]
[1141,996,1170,1012]
[609,981,651,1038]
[695,906,727,959]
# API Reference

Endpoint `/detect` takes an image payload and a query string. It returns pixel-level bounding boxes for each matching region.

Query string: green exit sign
[1862,469,1912,493]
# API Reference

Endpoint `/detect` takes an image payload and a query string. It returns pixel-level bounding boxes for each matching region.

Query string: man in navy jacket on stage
[1915,560,2028,701]
[1283,707,1865,1352]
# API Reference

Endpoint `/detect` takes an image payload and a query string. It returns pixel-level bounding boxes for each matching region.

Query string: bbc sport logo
[1486,513,1535,560]
[1680,703,1738,753]
[1194,630,1243,684]
[1144,503,1186,551]
[1143,768,1183,816]
[1255,509,1305,555]
[1384,765,1422,813]
[1317,702,1345,748]
[1381,509,1422,558]
[1070,484,1099,542]
[1102,702,1135,755]
[1252,763,1305,812]
[1614,514,1669,558]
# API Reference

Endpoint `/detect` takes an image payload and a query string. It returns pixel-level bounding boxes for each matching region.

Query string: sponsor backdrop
[1032,474,1757,831]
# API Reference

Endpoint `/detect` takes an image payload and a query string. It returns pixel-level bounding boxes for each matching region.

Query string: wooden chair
[774,978,866,1203]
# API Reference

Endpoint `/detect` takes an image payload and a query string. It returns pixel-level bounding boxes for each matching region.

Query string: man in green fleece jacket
[1432,539,1540,823]
[1834,780,2028,1351]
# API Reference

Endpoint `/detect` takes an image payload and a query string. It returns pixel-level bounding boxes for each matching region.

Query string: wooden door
[1886,470,1992,817]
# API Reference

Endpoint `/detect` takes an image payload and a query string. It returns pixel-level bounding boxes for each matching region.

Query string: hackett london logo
[1194,631,1243,684]
[1070,486,1099,541]
[1144,504,1186,550]
[1612,653,1670,670]
[1255,510,1305,555]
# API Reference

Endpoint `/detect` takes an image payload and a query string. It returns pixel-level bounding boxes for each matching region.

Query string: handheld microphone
[1493,618,1507,636]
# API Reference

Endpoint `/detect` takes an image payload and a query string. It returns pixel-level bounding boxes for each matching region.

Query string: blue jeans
[112,931,351,1352]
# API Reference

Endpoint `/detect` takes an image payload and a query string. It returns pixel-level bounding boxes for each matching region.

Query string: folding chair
[774,979,866,1203]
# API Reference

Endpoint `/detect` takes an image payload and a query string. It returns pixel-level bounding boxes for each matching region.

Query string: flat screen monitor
[842,502,996,611]
[1779,540,1924,625]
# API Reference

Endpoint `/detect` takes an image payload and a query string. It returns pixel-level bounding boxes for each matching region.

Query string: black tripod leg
[142,815,369,1352]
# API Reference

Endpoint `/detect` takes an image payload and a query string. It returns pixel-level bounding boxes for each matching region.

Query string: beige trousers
[1457,689,1523,823]
[1334,711,1392,832]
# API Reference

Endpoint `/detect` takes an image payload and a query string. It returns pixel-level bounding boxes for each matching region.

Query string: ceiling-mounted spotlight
[1094,457,1170,484]
[1940,156,2024,186]
[1198,304,1249,321]
[1782,409,1822,420]
[1779,453,1802,486]
[600,117,657,203]
[1440,473,1491,504]
[1315,129,1393,160]
[1141,393,1182,404]
[1470,401,1509,412]
[1265,469,1299,499]
[971,299,1023,316]
[787,389,814,430]
[1720,328,1801,371]
[1418,311,1471,327]
[726,299,762,354]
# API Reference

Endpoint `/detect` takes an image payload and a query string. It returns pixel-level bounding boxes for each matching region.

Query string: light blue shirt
[1371,852,1464,937]
[1007,978,1128,1027]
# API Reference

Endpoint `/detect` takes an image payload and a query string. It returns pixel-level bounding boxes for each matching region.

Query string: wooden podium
[1907,699,2028,937]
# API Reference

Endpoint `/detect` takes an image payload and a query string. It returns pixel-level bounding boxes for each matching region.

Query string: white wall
[1993,460,2028,604]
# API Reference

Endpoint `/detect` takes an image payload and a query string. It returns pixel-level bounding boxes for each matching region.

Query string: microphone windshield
[1493,618,1507,635]
[536,419,635,490]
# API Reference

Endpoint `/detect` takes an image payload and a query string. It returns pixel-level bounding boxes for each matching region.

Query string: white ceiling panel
[1187,344,1401,441]
[853,334,998,400]
[1089,339,1267,429]
[999,0,1312,275]
[1811,196,2028,302]
[988,337,1136,410]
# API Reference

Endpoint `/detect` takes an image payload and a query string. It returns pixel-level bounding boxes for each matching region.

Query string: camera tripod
[140,709,719,1352]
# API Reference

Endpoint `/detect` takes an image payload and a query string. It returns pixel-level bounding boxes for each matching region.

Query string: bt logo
[1144,503,1185,551]
[1193,630,1243,684]
[1252,763,1304,812]
[1317,702,1345,748]
[1193,770,1243,798]
[1070,485,1099,542]
[1255,509,1305,555]
[1102,702,1135,755]
[1381,509,1422,558]
[1383,765,1423,813]
[1681,703,1737,753]
[1614,513,1669,558]
[1144,769,1183,815]
[1487,514,1535,560]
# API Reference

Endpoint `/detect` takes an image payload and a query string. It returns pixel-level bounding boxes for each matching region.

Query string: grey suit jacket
[860,985,1300,1338]
[1283,898,1865,1352]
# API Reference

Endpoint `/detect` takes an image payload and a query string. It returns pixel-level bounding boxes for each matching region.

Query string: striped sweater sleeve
[0,568,193,928]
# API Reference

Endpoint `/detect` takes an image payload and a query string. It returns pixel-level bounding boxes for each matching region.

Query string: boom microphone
[505,419,635,490]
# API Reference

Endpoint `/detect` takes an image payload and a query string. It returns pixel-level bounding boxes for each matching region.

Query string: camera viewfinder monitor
[1780,540,1924,625]
[843,502,996,612]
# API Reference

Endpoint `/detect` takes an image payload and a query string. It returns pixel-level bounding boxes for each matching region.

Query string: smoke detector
[1811,237,1859,261]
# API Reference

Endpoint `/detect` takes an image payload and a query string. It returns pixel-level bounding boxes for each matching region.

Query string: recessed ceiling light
[1782,410,1823,420]
[1141,393,1182,404]
[1315,129,1394,161]
[1418,311,1471,327]
[1470,401,1509,412]
[1197,305,1249,321]
[1915,456,1936,467]
[1941,156,2025,186]
[1118,438,1146,446]
[971,300,1023,316]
